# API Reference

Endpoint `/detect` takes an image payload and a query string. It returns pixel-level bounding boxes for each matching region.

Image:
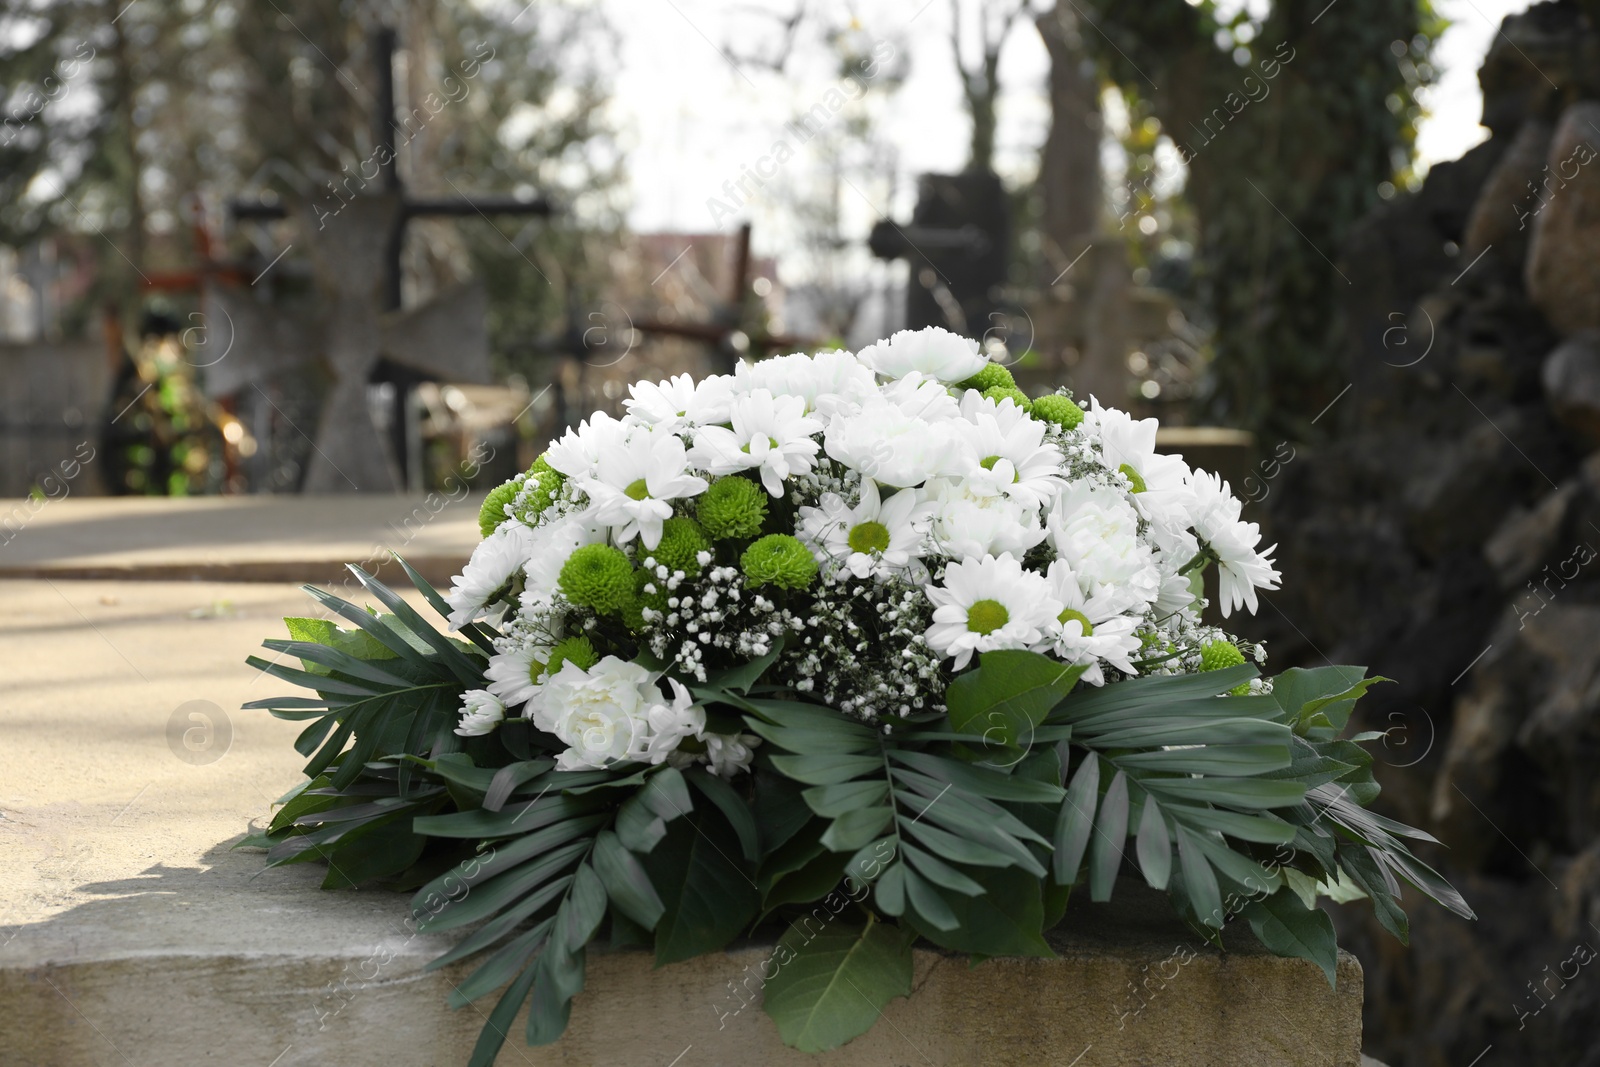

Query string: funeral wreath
[243,328,1471,1062]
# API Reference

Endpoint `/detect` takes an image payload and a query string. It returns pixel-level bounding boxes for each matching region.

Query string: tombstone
[867,170,1010,335]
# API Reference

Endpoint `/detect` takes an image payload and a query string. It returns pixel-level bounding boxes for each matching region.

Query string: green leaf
[1090,770,1130,901]
[1053,752,1100,883]
[1243,890,1340,987]
[945,649,1085,748]
[1135,793,1172,890]
[687,770,760,864]
[803,780,890,818]
[643,808,760,965]
[762,918,916,1053]
[1143,776,1306,810]
[592,831,665,930]
[820,807,895,853]
[903,864,1054,958]
[771,753,884,785]
[1176,825,1223,929]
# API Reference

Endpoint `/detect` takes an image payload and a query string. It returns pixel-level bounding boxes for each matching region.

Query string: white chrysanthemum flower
[1047,481,1162,616]
[578,425,708,549]
[1043,560,1142,686]
[1083,399,1194,530]
[544,410,626,480]
[454,689,507,737]
[880,372,961,422]
[704,731,762,777]
[1186,470,1281,617]
[926,478,1047,561]
[521,516,609,608]
[925,553,1062,670]
[624,373,697,430]
[951,399,1067,510]
[798,480,935,580]
[824,398,960,488]
[484,643,551,709]
[687,389,823,496]
[532,656,659,771]
[447,522,537,628]
[734,350,877,418]
[858,327,989,383]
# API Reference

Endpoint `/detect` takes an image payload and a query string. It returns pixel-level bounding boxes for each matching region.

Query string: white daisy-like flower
[925,553,1062,670]
[824,397,960,488]
[454,689,507,737]
[446,522,537,628]
[544,410,625,480]
[734,350,877,418]
[950,397,1067,510]
[1047,481,1162,617]
[858,326,989,383]
[798,480,935,580]
[1083,399,1194,531]
[1186,470,1281,616]
[926,478,1047,561]
[703,731,762,777]
[578,425,708,549]
[1043,560,1142,686]
[484,643,551,709]
[687,389,823,496]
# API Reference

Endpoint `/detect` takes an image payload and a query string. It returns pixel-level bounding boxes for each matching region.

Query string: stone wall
[1243,3,1600,1062]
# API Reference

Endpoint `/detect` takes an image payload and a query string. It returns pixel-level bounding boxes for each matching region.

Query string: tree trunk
[1035,5,1103,281]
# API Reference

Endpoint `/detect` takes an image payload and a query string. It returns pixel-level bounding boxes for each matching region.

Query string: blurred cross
[218,27,552,491]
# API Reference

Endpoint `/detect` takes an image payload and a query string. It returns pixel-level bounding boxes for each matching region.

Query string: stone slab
[0,495,482,584]
[0,580,1363,1066]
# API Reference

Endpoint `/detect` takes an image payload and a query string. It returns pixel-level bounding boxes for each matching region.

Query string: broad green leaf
[1243,890,1339,987]
[821,807,895,853]
[804,780,890,818]
[1176,825,1223,929]
[945,650,1084,747]
[687,770,761,864]
[762,918,916,1053]
[903,864,1054,958]
[643,809,760,965]
[1144,777,1306,810]
[771,753,883,785]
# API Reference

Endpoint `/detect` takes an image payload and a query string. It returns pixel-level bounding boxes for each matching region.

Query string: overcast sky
[601,0,1534,245]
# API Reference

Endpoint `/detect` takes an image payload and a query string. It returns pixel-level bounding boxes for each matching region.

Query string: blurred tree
[1072,0,1441,434]
[949,0,1032,173]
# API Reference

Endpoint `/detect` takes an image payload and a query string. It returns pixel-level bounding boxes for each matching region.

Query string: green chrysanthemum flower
[1199,640,1253,694]
[959,362,1015,393]
[1030,393,1084,430]
[650,517,711,576]
[558,544,634,614]
[546,635,599,675]
[740,534,818,591]
[697,476,768,540]
[982,385,1032,412]
[477,479,521,537]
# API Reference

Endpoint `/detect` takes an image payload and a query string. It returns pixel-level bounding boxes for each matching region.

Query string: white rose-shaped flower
[858,327,989,383]
[533,656,657,770]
